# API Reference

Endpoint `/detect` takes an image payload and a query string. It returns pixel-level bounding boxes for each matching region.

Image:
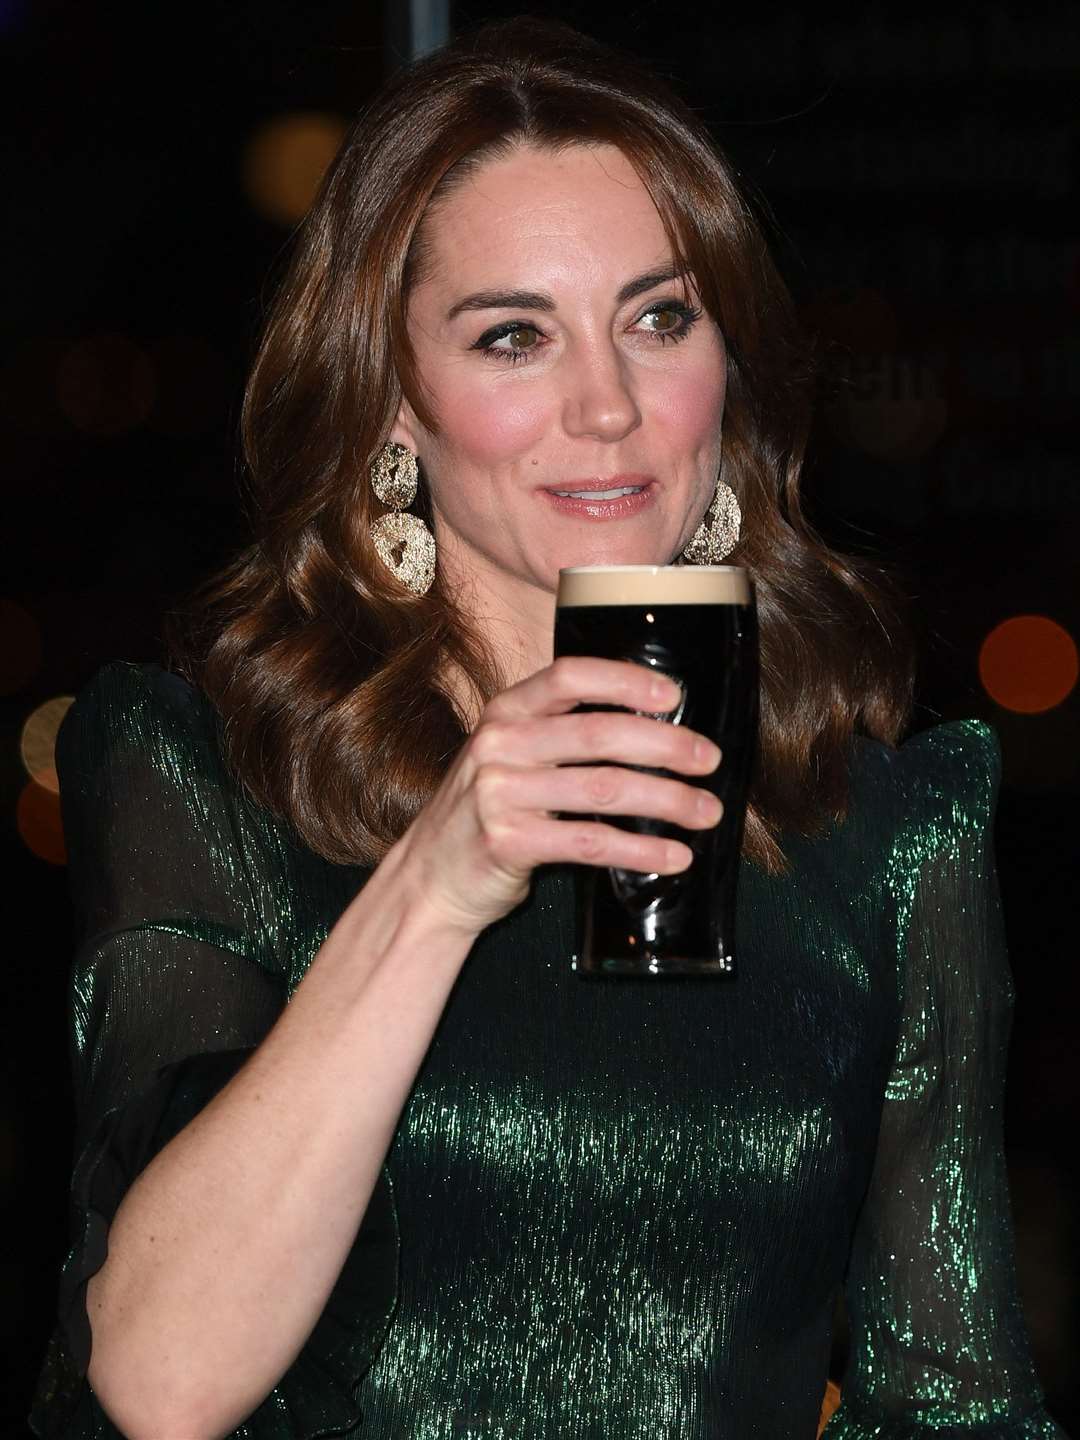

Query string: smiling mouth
[544,474,653,495]
[548,485,645,499]
[540,479,656,521]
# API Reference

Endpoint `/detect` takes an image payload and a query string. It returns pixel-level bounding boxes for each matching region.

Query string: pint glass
[554,564,758,977]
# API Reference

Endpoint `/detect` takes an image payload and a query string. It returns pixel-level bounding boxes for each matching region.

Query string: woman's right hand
[385,655,723,939]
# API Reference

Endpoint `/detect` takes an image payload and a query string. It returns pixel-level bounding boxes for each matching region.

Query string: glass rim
[558,564,746,574]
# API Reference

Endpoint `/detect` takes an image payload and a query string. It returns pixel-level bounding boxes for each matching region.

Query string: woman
[30,18,1064,1440]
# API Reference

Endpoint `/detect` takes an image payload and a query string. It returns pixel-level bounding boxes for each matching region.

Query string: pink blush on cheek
[438,389,550,467]
[649,372,726,454]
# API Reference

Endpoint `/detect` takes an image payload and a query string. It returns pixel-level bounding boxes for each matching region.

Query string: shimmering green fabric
[29,662,1066,1439]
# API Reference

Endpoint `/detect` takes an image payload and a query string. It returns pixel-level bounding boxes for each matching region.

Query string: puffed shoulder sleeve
[825,719,1067,1438]
[28,662,398,1440]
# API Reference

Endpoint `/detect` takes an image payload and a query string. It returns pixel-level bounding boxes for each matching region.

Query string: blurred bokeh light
[979,616,1079,714]
[0,598,43,695]
[19,697,75,795]
[242,112,349,226]
[56,334,156,436]
[16,778,66,866]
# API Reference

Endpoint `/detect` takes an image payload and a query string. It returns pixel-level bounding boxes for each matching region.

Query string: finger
[476,762,723,829]
[484,654,681,722]
[485,813,694,875]
[472,709,721,775]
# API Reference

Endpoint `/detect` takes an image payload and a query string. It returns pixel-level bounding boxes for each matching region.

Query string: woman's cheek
[649,364,727,448]
[442,383,552,466]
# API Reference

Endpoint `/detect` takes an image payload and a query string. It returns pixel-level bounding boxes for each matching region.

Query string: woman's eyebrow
[447,288,555,321]
[445,262,686,322]
[616,262,686,305]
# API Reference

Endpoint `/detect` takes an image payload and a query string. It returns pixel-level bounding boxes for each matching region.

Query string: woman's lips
[540,478,656,520]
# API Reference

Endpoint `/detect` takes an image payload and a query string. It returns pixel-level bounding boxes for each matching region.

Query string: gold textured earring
[369,441,436,596]
[680,475,742,565]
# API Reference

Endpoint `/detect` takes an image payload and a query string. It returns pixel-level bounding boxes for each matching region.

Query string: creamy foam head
[557,565,750,607]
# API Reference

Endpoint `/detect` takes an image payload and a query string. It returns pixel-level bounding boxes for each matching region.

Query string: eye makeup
[468,298,704,365]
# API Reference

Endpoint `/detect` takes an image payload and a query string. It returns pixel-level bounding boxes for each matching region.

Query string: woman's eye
[472,323,543,363]
[502,326,540,353]
[638,301,701,343]
[643,307,683,333]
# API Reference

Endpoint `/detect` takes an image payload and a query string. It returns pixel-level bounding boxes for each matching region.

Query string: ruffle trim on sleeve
[28,1049,399,1439]
[823,1395,1069,1439]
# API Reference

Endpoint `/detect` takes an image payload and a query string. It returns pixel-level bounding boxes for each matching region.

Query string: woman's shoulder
[58,660,223,780]
[845,717,1002,871]
[55,661,246,875]
[64,658,214,732]
[772,720,1004,915]
[851,717,1000,818]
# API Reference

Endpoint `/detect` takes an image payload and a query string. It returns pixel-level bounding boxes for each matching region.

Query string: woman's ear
[389,397,423,456]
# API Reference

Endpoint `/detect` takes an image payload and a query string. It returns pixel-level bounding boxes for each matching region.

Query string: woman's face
[392,142,727,606]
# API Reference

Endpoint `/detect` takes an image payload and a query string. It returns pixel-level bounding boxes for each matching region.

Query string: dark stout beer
[554,565,758,977]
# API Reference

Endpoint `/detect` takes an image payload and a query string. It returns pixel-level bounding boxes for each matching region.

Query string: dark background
[3,0,1078,1432]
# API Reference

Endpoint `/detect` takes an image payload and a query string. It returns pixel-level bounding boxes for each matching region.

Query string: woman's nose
[560,347,642,442]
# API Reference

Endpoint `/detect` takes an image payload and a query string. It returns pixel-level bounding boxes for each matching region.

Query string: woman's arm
[85,844,472,1440]
[826,720,1066,1438]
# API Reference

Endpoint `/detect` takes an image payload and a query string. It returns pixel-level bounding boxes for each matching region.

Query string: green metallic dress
[29,661,1065,1439]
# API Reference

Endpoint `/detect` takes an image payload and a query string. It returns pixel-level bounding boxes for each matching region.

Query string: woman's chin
[546,548,678,579]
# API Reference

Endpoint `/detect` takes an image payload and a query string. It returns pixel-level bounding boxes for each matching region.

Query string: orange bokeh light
[979,615,1079,714]
[17,774,67,866]
[20,695,74,791]
[242,112,348,227]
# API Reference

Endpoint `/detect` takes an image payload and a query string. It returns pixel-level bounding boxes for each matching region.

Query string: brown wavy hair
[165,17,915,877]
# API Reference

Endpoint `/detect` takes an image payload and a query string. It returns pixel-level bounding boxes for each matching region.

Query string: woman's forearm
[85,842,475,1440]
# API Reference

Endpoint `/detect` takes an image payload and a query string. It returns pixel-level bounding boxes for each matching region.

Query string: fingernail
[696,790,722,821]
[650,675,679,702]
[694,738,722,769]
[665,841,693,871]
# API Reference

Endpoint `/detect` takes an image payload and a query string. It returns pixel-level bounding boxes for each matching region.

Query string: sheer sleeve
[28,662,398,1440]
[825,719,1066,1438]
